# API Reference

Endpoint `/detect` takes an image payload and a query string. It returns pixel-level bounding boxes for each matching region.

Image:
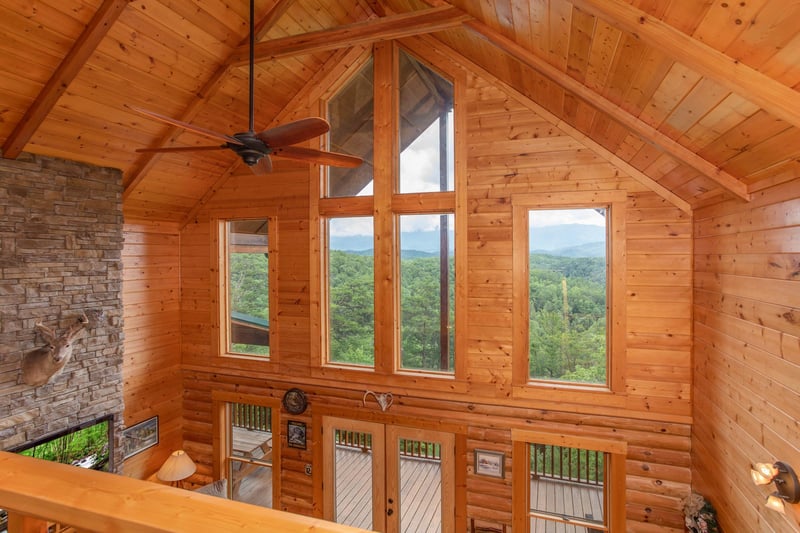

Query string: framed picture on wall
[122,416,159,459]
[474,449,505,478]
[287,420,307,450]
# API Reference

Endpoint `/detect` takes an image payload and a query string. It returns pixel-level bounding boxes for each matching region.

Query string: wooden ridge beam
[570,0,800,132]
[123,0,296,200]
[462,18,751,202]
[229,6,472,65]
[2,0,130,160]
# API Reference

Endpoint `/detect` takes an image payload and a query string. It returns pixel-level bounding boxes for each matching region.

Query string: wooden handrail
[0,452,369,533]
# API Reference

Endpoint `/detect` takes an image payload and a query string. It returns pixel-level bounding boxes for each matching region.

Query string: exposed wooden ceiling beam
[462,19,751,202]
[123,0,295,200]
[570,0,800,132]
[1,0,130,160]
[229,6,472,65]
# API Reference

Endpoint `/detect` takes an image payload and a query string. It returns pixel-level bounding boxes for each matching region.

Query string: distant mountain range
[331,224,605,258]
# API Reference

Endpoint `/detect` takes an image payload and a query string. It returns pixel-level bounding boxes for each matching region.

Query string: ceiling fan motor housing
[230,132,270,166]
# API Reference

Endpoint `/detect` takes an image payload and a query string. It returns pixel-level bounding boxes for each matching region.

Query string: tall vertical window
[220,217,275,358]
[528,208,607,384]
[512,192,625,395]
[327,217,375,367]
[399,213,454,372]
[320,43,461,377]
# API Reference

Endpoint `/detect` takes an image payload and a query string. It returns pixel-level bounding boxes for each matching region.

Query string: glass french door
[323,417,454,532]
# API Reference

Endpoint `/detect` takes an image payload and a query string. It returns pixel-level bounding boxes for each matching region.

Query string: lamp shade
[765,494,786,514]
[156,450,197,482]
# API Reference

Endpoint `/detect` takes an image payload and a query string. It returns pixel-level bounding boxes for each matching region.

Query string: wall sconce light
[751,461,800,514]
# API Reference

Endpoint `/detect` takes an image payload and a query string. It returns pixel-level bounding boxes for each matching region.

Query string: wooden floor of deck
[226,445,604,532]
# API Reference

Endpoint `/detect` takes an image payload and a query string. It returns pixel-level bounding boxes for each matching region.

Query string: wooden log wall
[121,221,183,478]
[157,50,697,528]
[693,179,800,532]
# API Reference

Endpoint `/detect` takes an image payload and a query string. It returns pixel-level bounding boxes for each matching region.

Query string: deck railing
[530,443,603,486]
[334,430,441,460]
[232,403,271,432]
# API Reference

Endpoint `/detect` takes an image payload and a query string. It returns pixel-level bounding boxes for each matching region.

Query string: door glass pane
[398,438,442,532]
[228,403,273,507]
[399,213,454,372]
[333,429,375,530]
[528,208,607,384]
[327,57,374,197]
[529,443,605,529]
[327,217,375,366]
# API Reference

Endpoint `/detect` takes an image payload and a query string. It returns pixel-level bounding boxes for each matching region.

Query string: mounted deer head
[21,312,90,386]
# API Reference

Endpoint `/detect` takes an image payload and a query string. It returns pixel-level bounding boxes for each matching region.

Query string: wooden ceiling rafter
[569,0,800,132]
[459,18,752,203]
[1,0,130,160]
[229,6,472,65]
[123,0,297,201]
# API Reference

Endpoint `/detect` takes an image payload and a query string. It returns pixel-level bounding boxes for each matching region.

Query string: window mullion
[372,41,398,375]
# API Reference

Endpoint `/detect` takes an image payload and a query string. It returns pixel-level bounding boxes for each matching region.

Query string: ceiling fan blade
[135,145,228,154]
[248,155,273,174]
[257,118,331,147]
[126,104,242,145]
[272,146,363,168]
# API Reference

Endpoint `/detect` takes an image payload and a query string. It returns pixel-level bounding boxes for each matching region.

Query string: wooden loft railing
[0,452,368,533]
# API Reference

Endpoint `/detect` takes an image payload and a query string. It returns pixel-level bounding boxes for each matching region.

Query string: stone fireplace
[0,153,125,471]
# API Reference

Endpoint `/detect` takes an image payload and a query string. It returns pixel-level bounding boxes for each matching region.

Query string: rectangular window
[327,217,375,367]
[399,213,454,372]
[224,219,271,357]
[528,209,607,384]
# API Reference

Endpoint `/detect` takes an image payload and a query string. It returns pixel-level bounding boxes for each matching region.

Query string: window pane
[327,58,374,197]
[399,214,454,372]
[399,50,454,193]
[528,209,607,384]
[228,403,273,508]
[529,443,606,527]
[227,219,270,356]
[328,217,375,366]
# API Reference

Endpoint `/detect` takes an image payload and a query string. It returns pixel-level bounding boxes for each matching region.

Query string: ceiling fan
[127,0,362,174]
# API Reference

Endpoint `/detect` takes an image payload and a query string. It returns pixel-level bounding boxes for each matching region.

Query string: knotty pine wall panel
[121,221,183,479]
[692,179,800,532]
[170,71,693,530]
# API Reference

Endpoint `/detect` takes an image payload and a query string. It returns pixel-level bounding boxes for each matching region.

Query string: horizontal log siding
[171,72,691,529]
[693,180,800,532]
[121,221,183,479]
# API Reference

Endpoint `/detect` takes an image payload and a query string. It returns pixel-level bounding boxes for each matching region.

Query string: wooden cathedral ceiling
[1,0,798,222]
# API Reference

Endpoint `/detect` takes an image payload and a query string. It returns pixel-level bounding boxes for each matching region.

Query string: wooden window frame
[511,192,627,407]
[511,429,627,532]
[211,207,279,365]
[211,391,282,503]
[310,39,468,389]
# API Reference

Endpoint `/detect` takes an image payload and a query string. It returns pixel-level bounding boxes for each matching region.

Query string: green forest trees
[529,253,607,384]
[228,246,606,382]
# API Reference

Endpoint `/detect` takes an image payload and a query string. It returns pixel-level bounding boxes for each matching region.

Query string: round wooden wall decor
[282,388,308,414]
